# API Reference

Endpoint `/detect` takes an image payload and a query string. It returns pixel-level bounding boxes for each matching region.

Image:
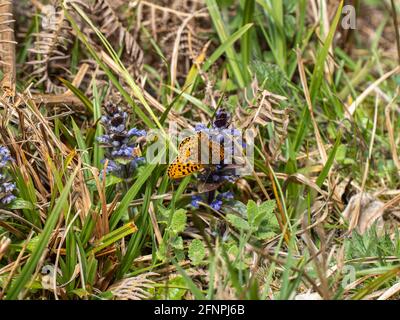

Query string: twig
[390,0,400,65]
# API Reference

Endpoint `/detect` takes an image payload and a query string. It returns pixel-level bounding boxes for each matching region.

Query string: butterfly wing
[168,134,203,179]
[197,132,224,164]
[167,158,204,179]
[167,132,224,179]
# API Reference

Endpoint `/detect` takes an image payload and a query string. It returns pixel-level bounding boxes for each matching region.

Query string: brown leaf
[342,193,385,235]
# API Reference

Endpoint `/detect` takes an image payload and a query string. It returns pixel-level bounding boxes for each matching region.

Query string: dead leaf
[342,193,385,235]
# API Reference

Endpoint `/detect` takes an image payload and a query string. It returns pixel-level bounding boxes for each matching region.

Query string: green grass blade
[309,1,344,103]
[59,78,93,114]
[109,151,164,230]
[172,260,205,299]
[6,167,78,299]
[316,132,342,187]
[241,0,255,83]
[203,23,253,73]
[206,0,246,87]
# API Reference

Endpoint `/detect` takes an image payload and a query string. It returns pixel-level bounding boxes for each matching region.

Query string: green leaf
[174,248,186,262]
[203,22,254,73]
[25,236,39,253]
[6,167,78,299]
[87,222,137,255]
[70,288,89,299]
[170,209,187,234]
[172,236,184,250]
[226,214,250,231]
[205,0,250,87]
[255,200,277,227]
[156,276,187,300]
[86,174,123,189]
[188,239,206,266]
[172,260,205,299]
[309,1,344,103]
[109,154,163,230]
[8,198,34,210]
[240,0,255,83]
[157,242,167,262]
[226,244,249,270]
[246,200,257,226]
[255,230,277,240]
[316,132,342,188]
[59,77,93,114]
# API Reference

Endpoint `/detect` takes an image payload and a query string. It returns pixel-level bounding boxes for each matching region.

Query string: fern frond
[91,0,143,75]
[132,0,210,79]
[0,0,16,96]
[108,272,157,300]
[237,83,291,162]
[27,2,73,93]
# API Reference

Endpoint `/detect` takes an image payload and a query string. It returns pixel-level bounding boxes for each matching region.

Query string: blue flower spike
[0,146,17,205]
[97,102,146,179]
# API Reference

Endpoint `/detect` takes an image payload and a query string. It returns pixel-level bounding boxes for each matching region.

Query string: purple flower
[0,146,12,168]
[96,135,111,144]
[1,194,16,204]
[191,192,234,211]
[191,195,202,208]
[111,145,134,158]
[128,157,145,172]
[1,182,16,193]
[110,124,125,133]
[210,199,223,210]
[100,159,120,174]
[0,146,17,205]
[219,191,234,200]
[127,128,146,137]
[97,102,146,179]
[210,192,234,210]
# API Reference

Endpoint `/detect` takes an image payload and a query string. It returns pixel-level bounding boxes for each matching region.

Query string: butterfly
[167,132,224,179]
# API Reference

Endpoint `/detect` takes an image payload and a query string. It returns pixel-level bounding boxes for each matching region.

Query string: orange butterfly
[167,132,224,179]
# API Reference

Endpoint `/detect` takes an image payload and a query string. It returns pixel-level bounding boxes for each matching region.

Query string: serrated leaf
[247,200,257,225]
[255,230,277,240]
[174,248,185,262]
[172,236,184,250]
[227,214,250,231]
[157,242,167,262]
[254,200,277,227]
[188,239,205,266]
[170,209,187,234]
